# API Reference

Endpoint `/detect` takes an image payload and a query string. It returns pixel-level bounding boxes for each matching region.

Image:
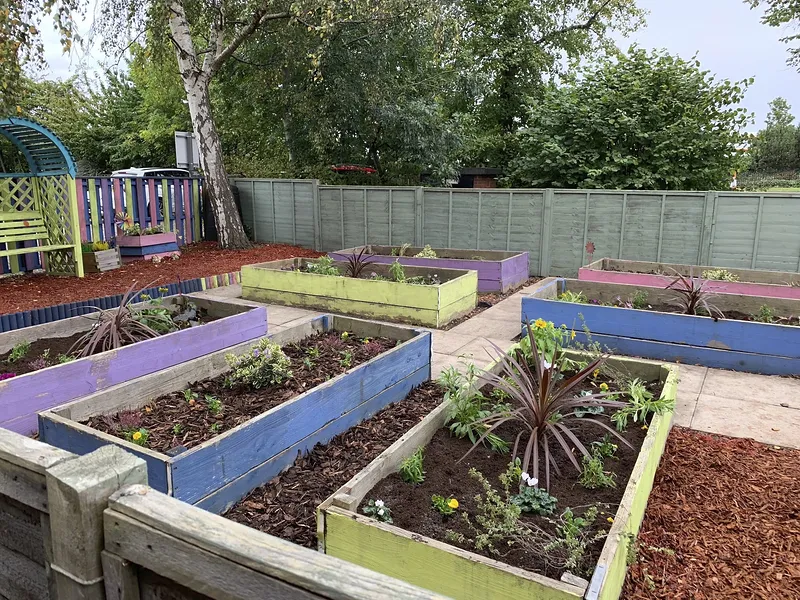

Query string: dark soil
[85,330,397,453]
[0,242,322,316]
[0,332,84,376]
[365,411,650,581]
[623,428,800,599]
[643,304,800,327]
[224,382,444,548]
[441,277,541,330]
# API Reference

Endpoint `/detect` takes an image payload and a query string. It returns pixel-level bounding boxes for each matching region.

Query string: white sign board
[175,131,200,172]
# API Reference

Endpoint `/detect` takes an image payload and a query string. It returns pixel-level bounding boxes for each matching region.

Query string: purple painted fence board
[0,299,267,434]
[328,246,529,293]
[579,258,800,301]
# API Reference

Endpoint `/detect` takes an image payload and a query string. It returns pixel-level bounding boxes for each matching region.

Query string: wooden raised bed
[328,246,529,293]
[522,278,800,375]
[580,258,800,300]
[39,315,432,513]
[241,258,477,328]
[0,296,266,435]
[117,232,180,263]
[318,353,678,600]
[81,247,121,273]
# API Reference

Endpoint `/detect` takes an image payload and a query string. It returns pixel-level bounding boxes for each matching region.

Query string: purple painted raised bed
[328,245,529,293]
[579,258,800,300]
[0,295,267,435]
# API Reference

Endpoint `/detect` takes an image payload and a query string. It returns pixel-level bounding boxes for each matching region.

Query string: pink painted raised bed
[117,232,181,263]
[0,295,267,435]
[328,245,529,293]
[579,258,800,300]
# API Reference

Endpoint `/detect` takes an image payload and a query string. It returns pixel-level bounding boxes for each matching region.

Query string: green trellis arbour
[0,117,84,277]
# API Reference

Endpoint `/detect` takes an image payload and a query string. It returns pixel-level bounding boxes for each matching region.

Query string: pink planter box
[579,258,800,300]
[117,232,181,263]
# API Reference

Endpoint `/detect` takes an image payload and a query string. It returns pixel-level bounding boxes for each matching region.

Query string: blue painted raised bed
[39,315,432,513]
[521,278,800,375]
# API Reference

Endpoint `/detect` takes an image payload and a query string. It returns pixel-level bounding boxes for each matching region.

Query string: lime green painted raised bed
[241,258,477,327]
[317,353,677,600]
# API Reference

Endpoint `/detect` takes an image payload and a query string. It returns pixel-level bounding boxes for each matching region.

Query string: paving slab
[673,364,707,396]
[673,392,699,428]
[430,331,477,357]
[431,353,472,379]
[701,369,800,409]
[691,394,800,449]
[448,337,514,363]
[450,315,521,340]
[267,305,322,327]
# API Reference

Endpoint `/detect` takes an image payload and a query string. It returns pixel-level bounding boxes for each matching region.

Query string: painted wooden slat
[183,179,193,244]
[145,178,157,229]
[134,178,146,230]
[87,179,101,242]
[75,178,88,241]
[124,179,134,222]
[161,178,171,232]
[192,180,201,241]
[112,178,123,224]
[173,179,184,244]
[103,179,114,241]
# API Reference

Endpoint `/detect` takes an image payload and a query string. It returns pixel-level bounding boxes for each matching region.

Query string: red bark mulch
[623,427,800,599]
[0,242,322,316]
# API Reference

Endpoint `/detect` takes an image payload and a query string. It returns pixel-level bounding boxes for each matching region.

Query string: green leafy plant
[755,304,776,323]
[305,256,340,276]
[545,507,607,575]
[397,243,412,256]
[631,289,650,310]
[511,475,558,516]
[302,356,315,370]
[464,326,630,489]
[205,394,223,415]
[344,247,375,278]
[389,259,406,282]
[399,447,425,484]
[590,434,618,459]
[612,378,673,431]
[306,347,320,359]
[172,423,184,435]
[666,273,724,318]
[362,499,392,523]
[431,494,459,515]
[183,389,198,403]
[414,244,437,258]
[7,341,31,363]
[339,350,353,369]
[579,452,617,489]
[56,353,74,364]
[210,422,222,434]
[702,268,739,282]
[520,318,575,363]
[224,338,293,389]
[559,290,587,304]
[126,428,149,446]
[461,467,523,553]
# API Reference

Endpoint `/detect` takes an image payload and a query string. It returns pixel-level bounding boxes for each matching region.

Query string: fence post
[539,189,554,276]
[414,187,424,246]
[312,179,322,251]
[45,445,147,600]
[698,191,716,265]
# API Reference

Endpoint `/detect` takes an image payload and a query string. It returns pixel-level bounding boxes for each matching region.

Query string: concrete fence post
[45,445,147,600]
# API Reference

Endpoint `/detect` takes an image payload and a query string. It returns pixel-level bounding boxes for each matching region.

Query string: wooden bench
[0,210,74,260]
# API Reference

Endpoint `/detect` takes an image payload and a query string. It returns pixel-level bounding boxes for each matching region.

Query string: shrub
[225,338,293,389]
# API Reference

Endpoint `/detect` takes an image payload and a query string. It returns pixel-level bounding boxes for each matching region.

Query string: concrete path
[193,281,799,449]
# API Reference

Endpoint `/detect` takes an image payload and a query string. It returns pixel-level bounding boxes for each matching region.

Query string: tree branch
[533,0,614,46]
[209,8,291,75]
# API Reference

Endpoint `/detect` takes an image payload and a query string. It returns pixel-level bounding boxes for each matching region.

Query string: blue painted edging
[0,278,206,333]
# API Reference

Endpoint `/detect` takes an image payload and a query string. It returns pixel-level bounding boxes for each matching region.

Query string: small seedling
[631,289,649,310]
[303,356,315,370]
[389,259,406,282]
[362,499,392,523]
[339,350,353,369]
[306,347,320,359]
[183,389,198,402]
[205,395,223,415]
[7,341,31,363]
[127,428,149,446]
[755,304,776,323]
[210,422,222,433]
[579,453,617,489]
[590,434,618,459]
[172,423,184,435]
[399,447,425,484]
[431,494,459,515]
[559,290,587,304]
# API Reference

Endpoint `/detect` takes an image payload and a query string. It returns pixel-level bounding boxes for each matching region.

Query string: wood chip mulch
[0,241,321,315]
[224,382,443,549]
[623,427,800,599]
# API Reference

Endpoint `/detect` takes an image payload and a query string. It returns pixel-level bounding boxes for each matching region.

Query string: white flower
[374,500,384,508]
[377,508,385,516]
[521,472,530,482]
[521,472,538,487]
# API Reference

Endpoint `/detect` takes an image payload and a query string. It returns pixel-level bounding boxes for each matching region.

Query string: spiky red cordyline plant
[344,247,376,278]
[462,326,632,490]
[68,282,168,358]
[665,271,724,318]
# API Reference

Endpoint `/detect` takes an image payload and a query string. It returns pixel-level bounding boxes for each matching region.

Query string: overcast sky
[40,0,800,129]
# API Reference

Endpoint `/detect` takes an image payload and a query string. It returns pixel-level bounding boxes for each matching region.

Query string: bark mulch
[623,427,800,599]
[224,382,443,548]
[0,242,321,316]
[86,331,395,453]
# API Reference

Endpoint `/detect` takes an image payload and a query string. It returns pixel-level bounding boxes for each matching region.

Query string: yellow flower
[132,431,142,441]
[570,330,576,340]
[606,517,614,523]
[534,318,547,329]
[145,406,152,413]
[599,383,609,392]
[593,369,600,378]
[447,498,459,509]
[641,425,648,430]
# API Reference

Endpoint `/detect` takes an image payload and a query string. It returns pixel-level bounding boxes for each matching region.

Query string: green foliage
[463,467,523,553]
[224,339,293,389]
[389,260,406,283]
[183,389,198,403]
[747,0,800,70]
[521,318,575,364]
[579,453,617,489]
[431,494,459,515]
[205,395,223,415]
[702,269,739,282]
[306,257,340,276]
[126,428,150,447]
[506,47,752,190]
[172,423,184,435]
[755,304,776,323]
[545,507,607,575]
[559,290,588,304]
[362,499,393,523]
[511,484,558,516]
[414,245,437,258]
[590,434,618,459]
[631,290,650,310]
[7,342,31,364]
[399,447,425,484]
[612,378,673,431]
[339,350,353,369]
[666,273,724,318]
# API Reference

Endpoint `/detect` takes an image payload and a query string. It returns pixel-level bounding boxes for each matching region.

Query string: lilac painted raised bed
[579,258,800,300]
[0,295,267,435]
[328,245,529,293]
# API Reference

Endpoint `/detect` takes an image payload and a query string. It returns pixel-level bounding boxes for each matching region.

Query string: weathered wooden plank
[0,542,49,600]
[106,485,447,600]
[0,458,49,511]
[101,550,141,600]
[0,494,46,564]
[0,428,74,473]
[138,568,208,600]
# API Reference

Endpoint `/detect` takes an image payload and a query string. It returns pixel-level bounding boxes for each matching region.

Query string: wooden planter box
[522,278,800,375]
[81,248,121,273]
[117,232,180,263]
[39,315,432,513]
[242,258,477,328]
[318,352,677,600]
[0,296,267,435]
[328,246,529,293]
[580,258,800,300]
